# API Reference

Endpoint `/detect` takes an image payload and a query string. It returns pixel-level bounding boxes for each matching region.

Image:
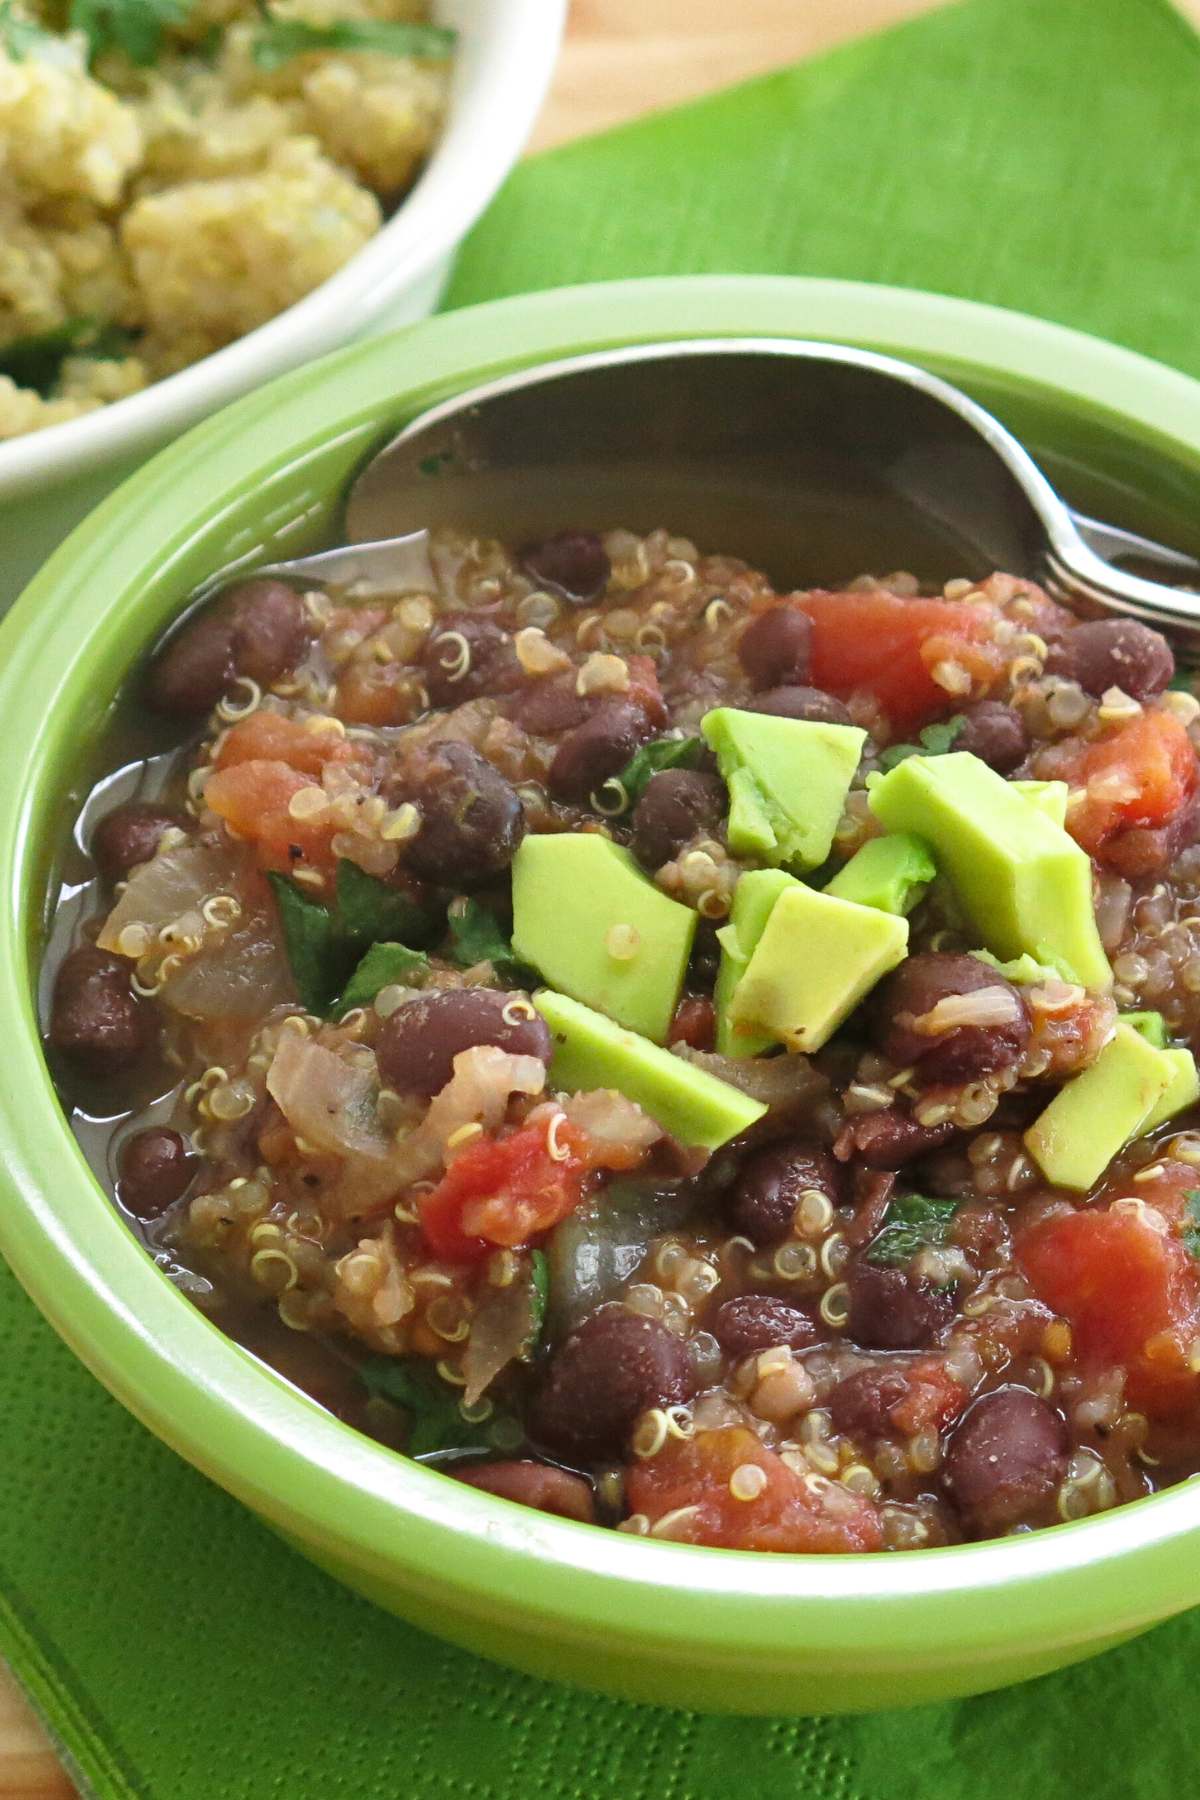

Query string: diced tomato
[1055,711,1198,855]
[334,665,415,727]
[888,1357,968,1437]
[215,711,367,779]
[1017,1201,1200,1416]
[625,1426,883,1553]
[419,1123,589,1262]
[205,759,339,874]
[794,590,1003,733]
[624,654,669,731]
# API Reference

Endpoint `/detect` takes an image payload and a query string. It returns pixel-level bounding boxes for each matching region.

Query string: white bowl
[0,0,565,603]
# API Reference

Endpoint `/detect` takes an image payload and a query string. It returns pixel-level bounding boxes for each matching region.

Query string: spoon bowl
[258,339,1200,648]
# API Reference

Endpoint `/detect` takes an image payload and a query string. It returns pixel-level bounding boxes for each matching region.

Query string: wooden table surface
[5,0,1198,1791]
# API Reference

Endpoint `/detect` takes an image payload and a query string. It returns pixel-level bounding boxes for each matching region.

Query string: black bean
[846,1260,953,1350]
[375,988,550,1097]
[942,1385,1068,1534]
[743,685,853,725]
[402,743,525,888]
[873,952,1030,1085]
[838,1110,959,1169]
[952,700,1028,774]
[1049,618,1174,701]
[507,671,589,736]
[531,1307,696,1460]
[92,802,185,885]
[519,530,611,604]
[737,607,813,689]
[630,769,725,871]
[420,612,522,709]
[711,1294,818,1358]
[118,1127,195,1219]
[453,1460,595,1523]
[725,1142,843,1249]
[827,1365,910,1438]
[228,579,311,689]
[49,946,152,1075]
[146,612,236,715]
[548,699,652,802]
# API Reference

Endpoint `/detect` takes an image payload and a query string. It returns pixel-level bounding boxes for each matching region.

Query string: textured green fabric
[5,0,1200,1793]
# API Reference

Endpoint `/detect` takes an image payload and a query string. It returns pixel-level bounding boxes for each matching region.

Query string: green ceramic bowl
[4,276,1200,1717]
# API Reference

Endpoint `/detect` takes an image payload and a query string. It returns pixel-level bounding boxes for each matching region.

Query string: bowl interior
[6,279,1200,1701]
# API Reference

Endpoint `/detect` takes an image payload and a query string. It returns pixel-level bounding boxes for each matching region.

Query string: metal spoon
[250,338,1200,644]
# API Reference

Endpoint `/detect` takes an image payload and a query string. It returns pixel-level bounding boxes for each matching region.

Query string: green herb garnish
[267,872,353,1013]
[447,898,535,987]
[0,0,56,58]
[879,715,967,773]
[69,0,189,65]
[603,735,704,812]
[251,12,453,73]
[1183,1191,1200,1260]
[335,857,436,949]
[0,317,134,398]
[526,1249,549,1355]
[360,1356,516,1459]
[866,1194,959,1268]
[336,940,428,1015]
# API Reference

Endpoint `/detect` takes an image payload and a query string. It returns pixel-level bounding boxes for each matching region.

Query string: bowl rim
[0,0,566,501]
[5,272,1200,1668]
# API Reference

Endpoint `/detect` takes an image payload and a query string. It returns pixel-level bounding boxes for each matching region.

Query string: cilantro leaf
[251,13,453,72]
[69,0,189,65]
[526,1249,549,1355]
[447,898,535,987]
[336,941,428,1015]
[335,858,436,948]
[879,715,966,773]
[866,1194,959,1268]
[267,872,355,1014]
[0,0,57,58]
[1184,1191,1200,1260]
[0,317,135,398]
[359,1356,517,1460]
[602,735,705,812]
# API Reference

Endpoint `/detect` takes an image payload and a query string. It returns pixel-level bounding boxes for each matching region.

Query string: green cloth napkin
[5,0,1200,1793]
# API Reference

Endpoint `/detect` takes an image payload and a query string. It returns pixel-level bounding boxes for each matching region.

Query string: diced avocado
[824,832,935,916]
[533,989,767,1150]
[510,835,695,1044]
[1024,1023,1173,1190]
[701,707,866,871]
[729,883,908,1053]
[1141,1047,1200,1133]
[1120,1010,1169,1050]
[1013,779,1069,828]
[714,868,799,1057]
[972,950,1062,985]
[869,752,1111,990]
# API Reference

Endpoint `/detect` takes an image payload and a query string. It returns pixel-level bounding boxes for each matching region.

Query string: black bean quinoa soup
[43,525,1200,1552]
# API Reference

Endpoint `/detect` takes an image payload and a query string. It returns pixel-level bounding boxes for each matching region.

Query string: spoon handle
[1048,512,1200,656]
[1067,510,1200,587]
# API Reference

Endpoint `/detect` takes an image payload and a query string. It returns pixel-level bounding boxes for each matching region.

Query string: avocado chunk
[824,832,935,916]
[729,882,909,1053]
[701,707,866,871]
[1141,1047,1200,1133]
[869,751,1111,990]
[1120,1010,1170,1050]
[511,835,695,1044]
[534,989,767,1150]
[1024,1023,1174,1190]
[714,869,799,1057]
[1013,779,1069,828]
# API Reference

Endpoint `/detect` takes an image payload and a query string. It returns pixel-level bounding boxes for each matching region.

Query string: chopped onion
[98,842,243,954]
[907,987,1024,1036]
[267,1032,392,1162]
[391,1047,547,1187]
[462,1268,535,1406]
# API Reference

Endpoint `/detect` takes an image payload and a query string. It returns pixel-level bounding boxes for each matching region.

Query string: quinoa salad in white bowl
[0,0,563,600]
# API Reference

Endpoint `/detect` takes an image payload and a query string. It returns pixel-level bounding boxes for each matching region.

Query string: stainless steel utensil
[252,338,1200,644]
